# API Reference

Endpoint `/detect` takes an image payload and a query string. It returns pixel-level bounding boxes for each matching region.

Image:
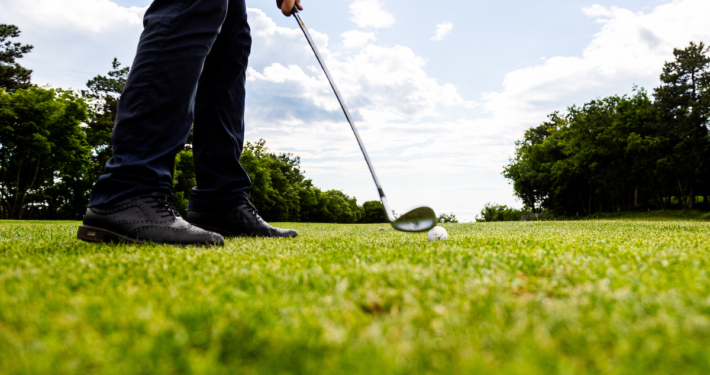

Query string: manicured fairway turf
[1,220,710,374]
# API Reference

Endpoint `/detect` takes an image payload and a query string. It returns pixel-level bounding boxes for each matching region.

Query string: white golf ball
[428,226,448,241]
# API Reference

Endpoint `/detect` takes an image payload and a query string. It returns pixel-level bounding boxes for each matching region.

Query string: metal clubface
[292,8,436,233]
[390,206,438,232]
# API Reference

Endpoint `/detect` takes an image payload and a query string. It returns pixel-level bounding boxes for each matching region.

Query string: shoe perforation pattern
[78,193,224,246]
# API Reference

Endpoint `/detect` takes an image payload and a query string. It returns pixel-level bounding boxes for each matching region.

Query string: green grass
[581,210,710,221]
[1,220,709,374]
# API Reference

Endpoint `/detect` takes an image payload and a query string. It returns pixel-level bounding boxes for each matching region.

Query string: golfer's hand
[276,0,302,16]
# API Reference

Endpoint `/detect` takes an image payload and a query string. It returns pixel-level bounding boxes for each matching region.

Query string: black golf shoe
[77,192,225,247]
[186,201,298,238]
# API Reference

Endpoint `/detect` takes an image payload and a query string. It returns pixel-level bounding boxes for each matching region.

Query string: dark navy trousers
[89,0,252,213]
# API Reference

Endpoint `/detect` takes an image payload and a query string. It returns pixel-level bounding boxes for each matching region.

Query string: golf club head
[391,207,437,232]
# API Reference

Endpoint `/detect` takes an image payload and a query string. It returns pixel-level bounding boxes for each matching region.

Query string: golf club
[292,7,437,232]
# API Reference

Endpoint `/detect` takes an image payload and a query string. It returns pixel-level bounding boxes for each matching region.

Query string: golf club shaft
[292,9,396,222]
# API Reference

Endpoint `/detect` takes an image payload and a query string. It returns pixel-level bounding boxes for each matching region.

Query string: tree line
[503,42,710,216]
[0,24,388,222]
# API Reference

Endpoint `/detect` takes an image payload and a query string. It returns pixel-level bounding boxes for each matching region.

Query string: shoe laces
[142,193,181,219]
[244,201,264,223]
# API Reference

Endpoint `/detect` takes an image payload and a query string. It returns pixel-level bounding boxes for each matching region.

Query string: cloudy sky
[2,0,709,221]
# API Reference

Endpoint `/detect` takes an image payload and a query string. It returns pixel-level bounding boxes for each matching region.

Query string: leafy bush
[360,201,388,223]
[173,140,389,223]
[173,149,196,215]
[476,203,528,222]
[438,212,459,223]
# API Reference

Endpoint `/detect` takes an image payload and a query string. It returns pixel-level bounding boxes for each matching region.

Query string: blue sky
[109,0,671,97]
[1,0,708,221]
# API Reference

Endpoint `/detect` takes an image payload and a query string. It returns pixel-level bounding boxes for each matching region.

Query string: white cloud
[248,13,468,120]
[341,30,376,49]
[583,4,615,18]
[1,0,145,33]
[349,0,395,29]
[0,0,147,89]
[430,22,453,41]
[482,0,710,128]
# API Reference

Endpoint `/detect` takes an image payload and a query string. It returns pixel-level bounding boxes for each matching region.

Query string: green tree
[562,96,629,214]
[170,139,372,223]
[503,112,565,212]
[504,91,668,215]
[317,190,364,223]
[0,87,91,219]
[438,212,459,223]
[173,148,196,215]
[240,139,302,221]
[654,42,710,209]
[476,203,525,222]
[82,58,129,184]
[229,139,367,223]
[360,200,388,223]
[0,25,33,92]
[617,89,667,208]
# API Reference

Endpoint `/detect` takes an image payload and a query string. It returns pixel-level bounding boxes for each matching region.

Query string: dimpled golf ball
[428,226,448,241]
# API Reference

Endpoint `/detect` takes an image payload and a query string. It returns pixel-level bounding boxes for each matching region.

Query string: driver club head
[391,207,437,232]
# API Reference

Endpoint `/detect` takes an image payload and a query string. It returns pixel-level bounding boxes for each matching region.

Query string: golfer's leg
[89,0,229,207]
[188,0,253,213]
[185,1,296,238]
